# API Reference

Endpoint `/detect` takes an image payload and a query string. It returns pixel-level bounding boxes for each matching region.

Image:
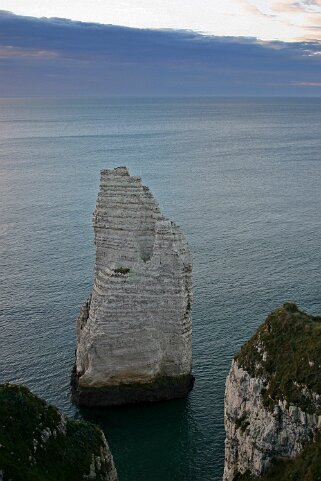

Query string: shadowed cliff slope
[0,384,117,481]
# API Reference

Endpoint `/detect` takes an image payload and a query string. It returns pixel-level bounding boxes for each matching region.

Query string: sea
[1,97,321,481]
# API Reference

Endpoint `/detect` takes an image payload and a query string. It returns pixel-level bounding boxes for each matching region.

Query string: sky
[0,2,321,96]
[2,0,321,42]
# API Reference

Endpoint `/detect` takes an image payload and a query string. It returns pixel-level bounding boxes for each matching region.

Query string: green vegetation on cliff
[235,303,321,414]
[0,384,116,481]
[234,432,321,481]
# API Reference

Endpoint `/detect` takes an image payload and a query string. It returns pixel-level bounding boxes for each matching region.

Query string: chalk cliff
[224,303,321,480]
[72,167,193,406]
[0,384,117,481]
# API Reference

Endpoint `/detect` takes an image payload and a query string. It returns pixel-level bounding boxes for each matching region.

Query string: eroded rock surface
[72,167,193,406]
[224,304,321,480]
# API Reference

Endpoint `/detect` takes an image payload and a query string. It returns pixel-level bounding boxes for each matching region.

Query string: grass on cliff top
[235,303,321,413]
[0,384,112,481]
[234,432,321,481]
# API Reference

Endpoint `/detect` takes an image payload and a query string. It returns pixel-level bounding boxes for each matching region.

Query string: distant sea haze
[1,97,321,481]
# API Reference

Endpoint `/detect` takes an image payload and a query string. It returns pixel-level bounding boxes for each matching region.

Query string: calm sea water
[1,97,321,481]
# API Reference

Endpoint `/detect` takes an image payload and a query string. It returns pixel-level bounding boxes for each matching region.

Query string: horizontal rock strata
[72,167,193,406]
[224,303,321,480]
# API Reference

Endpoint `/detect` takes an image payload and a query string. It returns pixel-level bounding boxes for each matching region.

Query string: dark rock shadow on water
[78,397,197,481]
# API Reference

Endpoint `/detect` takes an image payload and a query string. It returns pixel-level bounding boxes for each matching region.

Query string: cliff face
[224,303,321,481]
[73,167,193,406]
[0,384,117,481]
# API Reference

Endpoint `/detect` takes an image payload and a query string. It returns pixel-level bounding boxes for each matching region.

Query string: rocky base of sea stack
[71,366,194,407]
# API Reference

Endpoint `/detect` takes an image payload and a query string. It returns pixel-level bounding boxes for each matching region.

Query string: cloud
[266,0,321,36]
[0,45,58,58]
[293,80,321,85]
[0,10,320,96]
[2,0,321,42]
[233,0,272,17]
[269,1,303,13]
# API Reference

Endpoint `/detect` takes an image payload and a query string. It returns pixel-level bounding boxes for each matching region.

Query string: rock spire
[72,167,193,406]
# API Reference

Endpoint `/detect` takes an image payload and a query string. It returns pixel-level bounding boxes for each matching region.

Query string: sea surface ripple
[1,97,321,481]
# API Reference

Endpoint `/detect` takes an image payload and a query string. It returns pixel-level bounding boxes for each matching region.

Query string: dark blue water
[1,97,321,481]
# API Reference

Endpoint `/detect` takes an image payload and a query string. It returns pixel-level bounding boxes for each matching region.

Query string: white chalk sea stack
[72,167,193,406]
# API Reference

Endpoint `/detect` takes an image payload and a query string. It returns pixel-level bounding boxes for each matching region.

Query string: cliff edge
[224,303,321,480]
[0,384,117,481]
[72,167,193,406]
